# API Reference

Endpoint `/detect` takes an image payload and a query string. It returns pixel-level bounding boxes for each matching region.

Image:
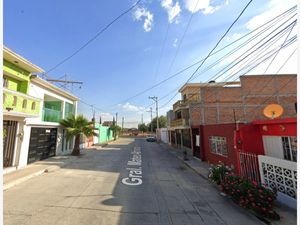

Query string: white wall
[262,136,284,159]
[158,128,169,143]
[27,82,76,125]
[18,124,31,169]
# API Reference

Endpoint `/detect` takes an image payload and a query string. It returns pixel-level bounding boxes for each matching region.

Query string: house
[25,75,79,163]
[167,74,297,208]
[3,46,79,172]
[3,47,44,170]
[94,123,114,144]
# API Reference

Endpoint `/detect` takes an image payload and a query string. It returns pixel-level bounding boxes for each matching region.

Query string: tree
[110,124,122,140]
[138,123,148,132]
[148,115,167,131]
[60,115,97,156]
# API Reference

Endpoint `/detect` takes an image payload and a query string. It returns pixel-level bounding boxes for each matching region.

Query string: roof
[178,81,241,93]
[30,75,79,101]
[3,46,44,73]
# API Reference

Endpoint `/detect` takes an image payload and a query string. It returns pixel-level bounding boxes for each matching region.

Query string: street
[4,138,263,225]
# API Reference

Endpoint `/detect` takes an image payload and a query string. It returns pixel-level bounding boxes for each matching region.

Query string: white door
[262,136,284,159]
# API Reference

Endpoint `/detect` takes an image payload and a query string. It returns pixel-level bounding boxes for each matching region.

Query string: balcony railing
[3,88,40,116]
[171,118,189,127]
[43,108,62,122]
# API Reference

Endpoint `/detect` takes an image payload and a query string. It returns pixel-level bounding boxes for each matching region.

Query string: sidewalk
[158,142,297,225]
[3,154,79,191]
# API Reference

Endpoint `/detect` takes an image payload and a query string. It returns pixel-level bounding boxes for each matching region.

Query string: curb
[158,142,209,180]
[3,160,72,191]
[4,168,47,191]
[159,142,267,225]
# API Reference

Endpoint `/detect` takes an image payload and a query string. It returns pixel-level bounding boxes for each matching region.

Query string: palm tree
[60,115,97,156]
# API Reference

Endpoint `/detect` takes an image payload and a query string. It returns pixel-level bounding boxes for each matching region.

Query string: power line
[159,29,297,109]
[105,5,296,109]
[45,0,142,74]
[151,0,254,108]
[263,20,297,73]
[158,13,296,108]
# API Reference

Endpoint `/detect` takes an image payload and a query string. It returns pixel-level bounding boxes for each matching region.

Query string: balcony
[173,100,188,111]
[42,108,62,122]
[3,88,40,116]
[171,118,189,127]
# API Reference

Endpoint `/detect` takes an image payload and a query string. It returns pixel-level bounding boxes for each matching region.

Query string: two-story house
[3,46,79,171]
[3,47,44,170]
[167,74,297,208]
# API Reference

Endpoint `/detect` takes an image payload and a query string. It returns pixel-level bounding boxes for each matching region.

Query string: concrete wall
[157,128,169,143]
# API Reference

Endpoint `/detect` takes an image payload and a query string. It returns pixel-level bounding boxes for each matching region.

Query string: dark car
[146,136,156,142]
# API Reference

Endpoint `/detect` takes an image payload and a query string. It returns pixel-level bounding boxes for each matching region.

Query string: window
[22,99,27,109]
[282,136,297,162]
[209,136,228,156]
[31,102,36,110]
[176,111,182,119]
[12,96,17,106]
[3,77,8,88]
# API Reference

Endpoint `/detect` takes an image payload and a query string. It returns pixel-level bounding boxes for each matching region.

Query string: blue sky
[4,0,297,127]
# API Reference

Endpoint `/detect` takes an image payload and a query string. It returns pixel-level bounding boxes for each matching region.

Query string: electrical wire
[45,0,142,74]
[160,0,254,108]
[158,14,296,108]
[106,5,296,109]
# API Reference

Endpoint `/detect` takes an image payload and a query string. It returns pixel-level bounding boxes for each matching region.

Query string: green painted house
[94,123,114,144]
[3,46,44,169]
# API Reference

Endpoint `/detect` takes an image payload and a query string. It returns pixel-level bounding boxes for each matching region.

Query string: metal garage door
[28,128,57,164]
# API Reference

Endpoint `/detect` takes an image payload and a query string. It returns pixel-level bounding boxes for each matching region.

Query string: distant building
[102,121,114,127]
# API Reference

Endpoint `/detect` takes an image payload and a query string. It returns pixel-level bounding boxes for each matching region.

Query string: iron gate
[3,120,18,167]
[28,128,57,164]
[238,151,260,183]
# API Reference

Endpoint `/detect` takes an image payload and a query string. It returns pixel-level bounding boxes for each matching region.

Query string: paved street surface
[4,138,263,225]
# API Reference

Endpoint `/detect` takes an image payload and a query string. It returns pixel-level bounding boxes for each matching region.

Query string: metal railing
[170,118,189,127]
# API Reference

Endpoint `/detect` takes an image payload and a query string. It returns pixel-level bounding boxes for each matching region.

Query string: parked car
[146,136,156,142]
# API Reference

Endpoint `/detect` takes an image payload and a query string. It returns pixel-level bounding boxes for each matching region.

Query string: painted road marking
[122,146,143,186]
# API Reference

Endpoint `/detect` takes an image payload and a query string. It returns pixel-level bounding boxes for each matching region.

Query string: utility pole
[146,107,153,133]
[149,96,159,132]
[91,105,95,123]
[141,113,143,124]
[116,112,118,126]
[46,75,83,91]
[122,117,124,130]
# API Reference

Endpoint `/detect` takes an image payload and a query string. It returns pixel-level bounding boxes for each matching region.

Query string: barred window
[282,136,297,162]
[209,136,228,156]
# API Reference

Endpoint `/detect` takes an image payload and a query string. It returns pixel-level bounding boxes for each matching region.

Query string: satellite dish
[263,104,284,119]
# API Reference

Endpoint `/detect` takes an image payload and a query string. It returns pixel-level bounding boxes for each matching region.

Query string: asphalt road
[4,137,263,225]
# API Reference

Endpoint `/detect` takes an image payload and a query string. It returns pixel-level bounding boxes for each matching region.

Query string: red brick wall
[202,124,238,170]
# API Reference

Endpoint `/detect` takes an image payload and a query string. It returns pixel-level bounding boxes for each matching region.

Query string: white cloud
[218,0,297,75]
[118,102,146,113]
[133,7,154,32]
[173,38,178,47]
[184,0,227,14]
[246,0,295,30]
[99,112,113,121]
[161,0,181,23]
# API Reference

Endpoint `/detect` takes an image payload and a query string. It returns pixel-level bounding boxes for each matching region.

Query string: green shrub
[208,163,232,185]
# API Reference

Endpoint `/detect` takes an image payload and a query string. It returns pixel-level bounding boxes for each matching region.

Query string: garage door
[28,128,57,164]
